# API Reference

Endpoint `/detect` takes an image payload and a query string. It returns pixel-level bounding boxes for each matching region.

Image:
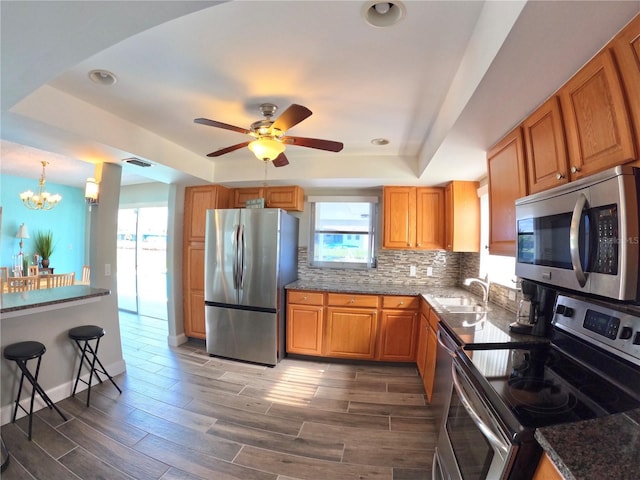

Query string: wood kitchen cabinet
[423,308,440,401]
[286,291,324,356]
[378,295,419,362]
[325,294,378,359]
[444,181,480,252]
[611,14,640,162]
[416,300,430,379]
[522,96,569,194]
[183,185,230,339]
[487,127,527,256]
[382,186,444,250]
[532,452,563,480]
[229,185,304,211]
[559,48,636,179]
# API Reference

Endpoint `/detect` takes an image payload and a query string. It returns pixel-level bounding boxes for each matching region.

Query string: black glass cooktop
[462,341,640,430]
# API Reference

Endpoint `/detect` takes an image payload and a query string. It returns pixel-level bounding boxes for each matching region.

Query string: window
[308,197,377,269]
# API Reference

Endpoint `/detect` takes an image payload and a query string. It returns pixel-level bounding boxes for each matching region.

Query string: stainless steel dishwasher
[432,324,458,433]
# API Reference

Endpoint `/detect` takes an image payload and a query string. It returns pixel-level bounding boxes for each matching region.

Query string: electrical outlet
[409,265,417,277]
[105,263,111,276]
[427,266,433,277]
[508,290,516,301]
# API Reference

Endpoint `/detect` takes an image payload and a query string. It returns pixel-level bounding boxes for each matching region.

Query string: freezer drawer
[205,305,280,366]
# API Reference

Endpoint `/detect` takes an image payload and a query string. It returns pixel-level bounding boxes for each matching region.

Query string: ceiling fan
[194,103,343,167]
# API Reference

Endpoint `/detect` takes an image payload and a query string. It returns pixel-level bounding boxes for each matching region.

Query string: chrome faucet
[464,277,490,304]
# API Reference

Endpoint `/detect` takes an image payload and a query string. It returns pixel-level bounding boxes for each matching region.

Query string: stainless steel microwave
[515,165,640,302]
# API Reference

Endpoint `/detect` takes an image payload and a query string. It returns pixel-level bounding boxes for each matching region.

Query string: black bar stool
[69,325,122,406]
[3,341,68,440]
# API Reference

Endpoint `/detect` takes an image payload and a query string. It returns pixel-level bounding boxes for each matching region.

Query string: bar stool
[68,325,122,406]
[3,341,67,440]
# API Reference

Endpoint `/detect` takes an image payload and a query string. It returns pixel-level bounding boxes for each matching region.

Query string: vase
[41,258,50,268]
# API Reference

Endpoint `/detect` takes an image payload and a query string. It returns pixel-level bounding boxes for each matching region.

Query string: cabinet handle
[556,172,565,180]
[571,166,580,174]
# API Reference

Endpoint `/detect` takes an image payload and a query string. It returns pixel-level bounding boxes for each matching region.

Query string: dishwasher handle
[450,362,510,457]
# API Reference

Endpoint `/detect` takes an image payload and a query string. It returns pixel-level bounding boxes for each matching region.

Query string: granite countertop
[1,285,111,315]
[286,281,549,349]
[535,409,640,480]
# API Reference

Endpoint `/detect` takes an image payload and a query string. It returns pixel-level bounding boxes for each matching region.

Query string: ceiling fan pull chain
[263,160,268,188]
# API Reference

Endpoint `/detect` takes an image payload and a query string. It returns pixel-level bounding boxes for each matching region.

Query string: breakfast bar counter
[1,285,110,318]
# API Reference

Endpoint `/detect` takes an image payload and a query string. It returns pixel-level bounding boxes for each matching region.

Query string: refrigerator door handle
[233,224,241,290]
[238,223,246,289]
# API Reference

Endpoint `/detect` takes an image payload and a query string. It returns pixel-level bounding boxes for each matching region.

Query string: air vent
[123,157,152,167]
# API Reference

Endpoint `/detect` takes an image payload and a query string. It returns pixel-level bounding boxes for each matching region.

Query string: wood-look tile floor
[1,312,436,479]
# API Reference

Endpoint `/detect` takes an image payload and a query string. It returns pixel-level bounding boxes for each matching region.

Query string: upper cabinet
[559,49,636,179]
[229,185,304,211]
[522,96,569,194]
[444,181,480,252]
[184,185,230,242]
[487,128,527,256]
[382,186,444,250]
[611,14,640,161]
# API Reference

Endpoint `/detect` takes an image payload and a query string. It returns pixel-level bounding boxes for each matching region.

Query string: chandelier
[20,161,62,210]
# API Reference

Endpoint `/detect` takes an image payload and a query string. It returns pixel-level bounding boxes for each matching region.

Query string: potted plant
[33,230,55,268]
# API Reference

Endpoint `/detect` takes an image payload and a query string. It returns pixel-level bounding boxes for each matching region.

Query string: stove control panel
[553,295,640,367]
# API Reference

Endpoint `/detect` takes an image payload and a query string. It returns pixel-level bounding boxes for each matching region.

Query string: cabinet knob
[407,242,412,247]
[416,243,421,247]
[556,172,565,180]
[399,301,404,305]
[349,299,355,304]
[571,166,580,174]
[303,296,307,300]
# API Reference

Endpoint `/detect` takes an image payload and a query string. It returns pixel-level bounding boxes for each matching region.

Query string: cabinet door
[423,325,438,402]
[184,244,206,338]
[560,49,636,179]
[416,313,429,378]
[612,14,640,162]
[532,453,563,480]
[266,186,304,211]
[523,96,569,194]
[487,128,527,256]
[416,187,444,250]
[378,311,418,361]
[325,307,377,359]
[383,186,416,249]
[286,304,324,355]
[444,181,480,252]
[231,187,265,208]
[184,185,229,242]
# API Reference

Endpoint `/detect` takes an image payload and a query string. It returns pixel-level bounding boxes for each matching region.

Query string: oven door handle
[570,193,588,287]
[451,362,510,457]
[437,329,457,358]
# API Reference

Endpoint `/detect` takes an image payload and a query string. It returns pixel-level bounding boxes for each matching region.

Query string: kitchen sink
[430,296,489,314]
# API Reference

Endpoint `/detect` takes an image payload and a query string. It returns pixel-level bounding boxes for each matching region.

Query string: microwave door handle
[570,193,588,287]
[451,362,510,457]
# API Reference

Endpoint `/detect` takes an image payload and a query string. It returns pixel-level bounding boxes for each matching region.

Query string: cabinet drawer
[288,291,324,306]
[327,293,379,308]
[382,295,419,310]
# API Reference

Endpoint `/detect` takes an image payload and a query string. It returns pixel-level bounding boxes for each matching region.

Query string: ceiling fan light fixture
[248,138,286,161]
[363,1,405,27]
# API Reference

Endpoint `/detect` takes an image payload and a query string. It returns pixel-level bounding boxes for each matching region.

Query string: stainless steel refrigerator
[204,208,299,366]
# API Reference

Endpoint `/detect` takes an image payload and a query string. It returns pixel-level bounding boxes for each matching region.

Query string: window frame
[308,196,378,270]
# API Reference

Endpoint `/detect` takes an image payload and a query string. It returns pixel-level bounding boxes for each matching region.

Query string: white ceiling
[1,1,639,190]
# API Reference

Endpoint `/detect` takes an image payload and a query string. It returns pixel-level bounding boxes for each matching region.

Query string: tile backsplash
[296,248,520,314]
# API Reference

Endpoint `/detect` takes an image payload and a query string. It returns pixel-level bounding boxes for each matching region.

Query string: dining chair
[81,265,90,284]
[28,265,39,276]
[6,276,40,292]
[46,273,76,288]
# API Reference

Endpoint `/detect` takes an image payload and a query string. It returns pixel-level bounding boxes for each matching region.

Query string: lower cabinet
[184,244,206,339]
[532,453,563,480]
[286,291,324,356]
[417,298,439,402]
[325,307,378,359]
[416,307,429,378]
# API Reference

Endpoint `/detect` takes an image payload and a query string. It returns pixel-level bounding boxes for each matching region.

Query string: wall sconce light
[85,177,99,205]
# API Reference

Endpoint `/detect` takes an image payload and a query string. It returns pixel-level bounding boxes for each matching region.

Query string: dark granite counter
[1,285,111,318]
[535,409,640,480]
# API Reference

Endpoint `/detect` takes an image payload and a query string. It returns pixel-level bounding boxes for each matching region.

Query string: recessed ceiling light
[88,69,117,86]
[371,138,390,145]
[362,1,405,28]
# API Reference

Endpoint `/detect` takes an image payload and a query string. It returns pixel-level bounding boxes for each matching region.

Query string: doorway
[117,207,168,320]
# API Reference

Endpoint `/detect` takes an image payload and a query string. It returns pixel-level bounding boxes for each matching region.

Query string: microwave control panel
[592,205,618,275]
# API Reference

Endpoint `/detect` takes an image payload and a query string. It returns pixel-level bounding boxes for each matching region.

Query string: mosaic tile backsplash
[297,248,521,314]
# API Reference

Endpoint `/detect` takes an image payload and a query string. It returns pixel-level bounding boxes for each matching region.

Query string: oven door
[434,361,513,480]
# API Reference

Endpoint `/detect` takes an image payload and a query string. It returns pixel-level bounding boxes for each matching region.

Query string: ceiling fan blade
[282,136,344,152]
[206,141,251,157]
[272,104,312,131]
[272,153,290,167]
[194,118,251,135]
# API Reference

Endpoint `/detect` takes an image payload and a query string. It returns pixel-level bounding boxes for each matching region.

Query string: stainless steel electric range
[433,294,640,480]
